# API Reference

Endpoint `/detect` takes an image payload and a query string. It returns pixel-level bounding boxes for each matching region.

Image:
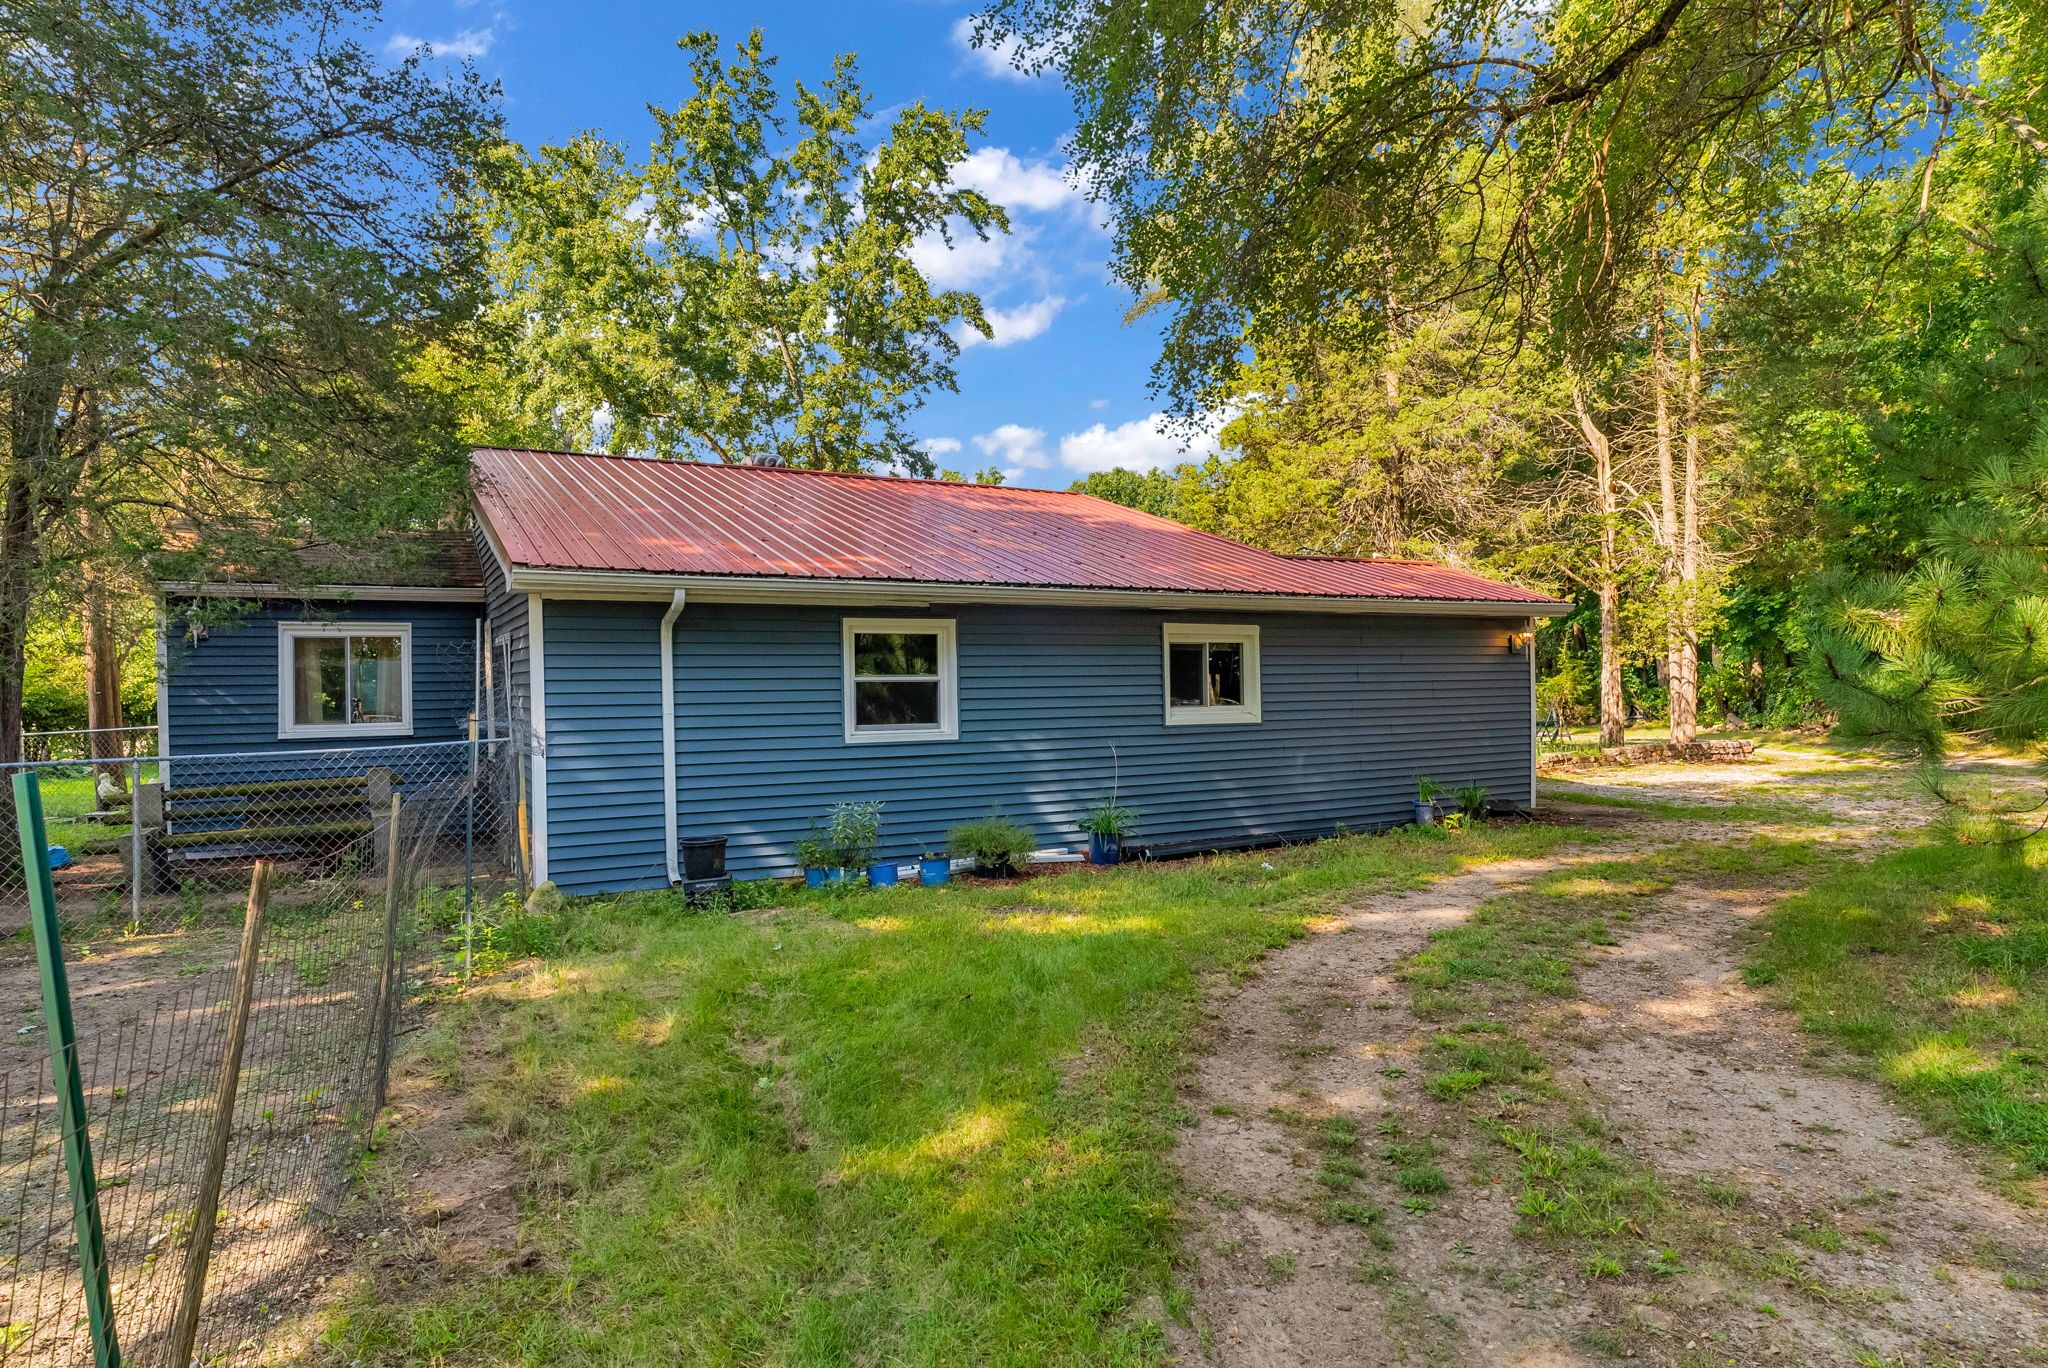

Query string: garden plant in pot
[917,850,951,886]
[794,822,835,887]
[1413,775,1445,826]
[826,800,891,888]
[1079,799,1137,865]
[948,812,1035,877]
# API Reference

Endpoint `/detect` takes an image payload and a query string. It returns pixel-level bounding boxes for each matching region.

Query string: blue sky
[378,1,1224,488]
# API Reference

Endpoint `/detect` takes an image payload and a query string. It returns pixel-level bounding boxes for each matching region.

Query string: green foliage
[456,29,1002,471]
[1,0,494,723]
[947,813,1036,872]
[1078,801,1137,838]
[1413,775,1445,804]
[1454,785,1490,819]
[1067,468,1182,519]
[827,801,885,869]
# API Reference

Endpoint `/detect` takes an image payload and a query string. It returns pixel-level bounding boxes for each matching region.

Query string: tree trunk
[82,569,125,789]
[0,366,59,770]
[1652,294,1683,743]
[1672,281,1706,744]
[1573,383,1627,749]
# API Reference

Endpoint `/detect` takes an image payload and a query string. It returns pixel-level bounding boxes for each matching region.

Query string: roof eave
[502,565,1571,617]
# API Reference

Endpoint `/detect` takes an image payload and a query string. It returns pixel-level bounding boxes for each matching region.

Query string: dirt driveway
[1168,745,2048,1367]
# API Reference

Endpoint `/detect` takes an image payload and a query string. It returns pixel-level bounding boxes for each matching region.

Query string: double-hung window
[1163,623,1262,725]
[278,622,413,739]
[842,618,958,742]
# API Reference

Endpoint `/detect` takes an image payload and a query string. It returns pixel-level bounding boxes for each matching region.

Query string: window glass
[846,622,952,738]
[294,637,346,725]
[854,680,942,728]
[284,628,408,732]
[352,636,405,722]
[1207,642,1244,706]
[1168,642,1206,706]
[853,632,938,677]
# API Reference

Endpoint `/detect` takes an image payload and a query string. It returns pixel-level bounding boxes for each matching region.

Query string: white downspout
[660,589,688,886]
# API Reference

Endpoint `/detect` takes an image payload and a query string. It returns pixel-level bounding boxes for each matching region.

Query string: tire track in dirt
[1168,754,2048,1366]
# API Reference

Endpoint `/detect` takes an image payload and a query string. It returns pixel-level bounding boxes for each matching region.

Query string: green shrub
[948,813,1036,872]
[1079,799,1137,837]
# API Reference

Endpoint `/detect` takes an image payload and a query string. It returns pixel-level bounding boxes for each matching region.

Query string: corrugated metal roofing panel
[469,448,1566,606]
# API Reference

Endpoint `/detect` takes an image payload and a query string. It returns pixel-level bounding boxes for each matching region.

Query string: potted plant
[1079,799,1137,866]
[1455,784,1490,821]
[948,812,1036,877]
[1413,776,1445,826]
[827,800,886,887]
[918,850,952,886]
[794,823,834,887]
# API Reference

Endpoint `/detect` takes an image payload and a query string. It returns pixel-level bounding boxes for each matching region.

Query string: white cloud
[952,147,1077,214]
[1058,411,1227,474]
[957,295,1065,350]
[386,27,494,60]
[1089,397,1109,409]
[950,15,1042,82]
[972,423,1050,470]
[921,437,963,457]
[909,226,1017,290]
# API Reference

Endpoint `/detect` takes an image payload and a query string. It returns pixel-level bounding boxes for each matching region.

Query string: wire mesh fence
[0,732,529,1365]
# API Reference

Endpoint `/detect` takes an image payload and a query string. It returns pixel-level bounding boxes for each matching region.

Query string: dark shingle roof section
[201,531,484,590]
[471,448,1565,607]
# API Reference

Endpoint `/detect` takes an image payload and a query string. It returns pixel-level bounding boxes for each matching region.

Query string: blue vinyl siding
[535,598,1533,893]
[538,600,668,892]
[163,599,480,759]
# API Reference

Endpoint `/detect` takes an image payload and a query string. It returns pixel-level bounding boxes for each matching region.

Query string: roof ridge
[474,446,1117,502]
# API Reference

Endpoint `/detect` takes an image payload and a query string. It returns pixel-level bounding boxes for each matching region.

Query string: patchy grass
[1748,839,2048,1175]
[1538,784,1838,827]
[324,822,1585,1366]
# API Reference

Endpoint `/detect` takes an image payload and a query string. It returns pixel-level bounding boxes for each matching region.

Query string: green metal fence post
[14,771,121,1368]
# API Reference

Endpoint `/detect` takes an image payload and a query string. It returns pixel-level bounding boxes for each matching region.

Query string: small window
[1163,624,1261,725]
[278,623,413,739]
[843,618,958,743]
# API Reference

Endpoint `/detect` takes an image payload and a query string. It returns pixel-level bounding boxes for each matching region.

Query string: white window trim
[1163,622,1263,726]
[277,621,415,740]
[842,617,959,744]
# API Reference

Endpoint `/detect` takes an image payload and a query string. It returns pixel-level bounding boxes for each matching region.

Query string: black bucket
[679,836,727,882]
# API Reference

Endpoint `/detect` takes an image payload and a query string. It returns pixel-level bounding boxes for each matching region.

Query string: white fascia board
[501,567,1571,618]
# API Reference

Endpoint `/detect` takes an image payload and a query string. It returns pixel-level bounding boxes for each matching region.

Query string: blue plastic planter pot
[1413,801,1438,827]
[868,861,900,889]
[919,857,951,886]
[1088,832,1122,866]
[804,867,827,888]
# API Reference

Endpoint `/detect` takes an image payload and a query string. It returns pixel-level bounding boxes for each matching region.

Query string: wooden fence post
[165,860,272,1368]
[14,772,121,1368]
[366,794,404,1139]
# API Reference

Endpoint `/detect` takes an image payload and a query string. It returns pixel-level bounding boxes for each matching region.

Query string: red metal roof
[470,448,1565,607]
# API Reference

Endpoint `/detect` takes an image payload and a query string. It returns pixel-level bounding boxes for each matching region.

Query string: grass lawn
[1748,839,2048,1179]
[325,822,1587,1366]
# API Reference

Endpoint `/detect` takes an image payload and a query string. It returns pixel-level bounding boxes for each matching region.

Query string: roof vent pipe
[660,589,688,885]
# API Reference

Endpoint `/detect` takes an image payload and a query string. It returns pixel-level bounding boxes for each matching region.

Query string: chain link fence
[0,732,530,1365]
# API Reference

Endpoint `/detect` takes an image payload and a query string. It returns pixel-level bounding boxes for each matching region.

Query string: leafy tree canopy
[450,30,1005,473]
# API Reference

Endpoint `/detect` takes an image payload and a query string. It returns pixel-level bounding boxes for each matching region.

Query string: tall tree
[457,30,1003,472]
[1,0,495,762]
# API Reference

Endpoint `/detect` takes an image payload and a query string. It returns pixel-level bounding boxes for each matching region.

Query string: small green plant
[1414,775,1445,805]
[793,820,833,870]
[1454,784,1490,818]
[1078,799,1137,838]
[828,801,884,869]
[1395,1164,1450,1195]
[948,812,1035,874]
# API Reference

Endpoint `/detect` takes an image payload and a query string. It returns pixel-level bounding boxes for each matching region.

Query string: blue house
[159,447,1568,895]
